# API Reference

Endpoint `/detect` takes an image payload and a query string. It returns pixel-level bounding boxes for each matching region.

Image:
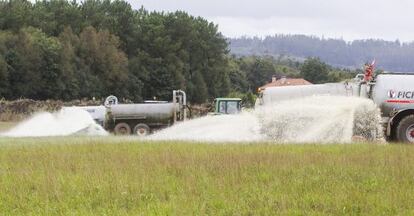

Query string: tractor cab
[213,98,242,115]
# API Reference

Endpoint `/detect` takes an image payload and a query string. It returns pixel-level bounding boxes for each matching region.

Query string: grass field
[0,137,414,215]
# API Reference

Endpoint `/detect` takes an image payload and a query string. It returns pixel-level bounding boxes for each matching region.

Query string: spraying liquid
[257,96,382,143]
[1,96,382,142]
[1,107,107,137]
[149,96,382,143]
[149,112,264,142]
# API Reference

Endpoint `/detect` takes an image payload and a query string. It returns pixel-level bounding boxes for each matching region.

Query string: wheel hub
[120,127,128,134]
[407,125,414,142]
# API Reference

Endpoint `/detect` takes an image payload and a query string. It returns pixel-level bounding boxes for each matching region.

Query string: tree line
[0,0,232,102]
[0,0,355,103]
[230,35,414,72]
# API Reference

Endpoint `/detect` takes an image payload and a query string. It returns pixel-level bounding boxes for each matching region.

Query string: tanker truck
[257,65,414,143]
[358,72,414,143]
[78,90,187,136]
[105,90,187,136]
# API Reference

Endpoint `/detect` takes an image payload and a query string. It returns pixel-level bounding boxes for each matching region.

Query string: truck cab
[213,98,242,114]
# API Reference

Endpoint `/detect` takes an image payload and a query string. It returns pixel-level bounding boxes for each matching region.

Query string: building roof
[259,78,312,90]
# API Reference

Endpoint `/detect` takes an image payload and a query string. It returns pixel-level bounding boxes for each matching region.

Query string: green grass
[0,138,414,215]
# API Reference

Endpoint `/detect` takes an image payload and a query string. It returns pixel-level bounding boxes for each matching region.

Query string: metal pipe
[173,90,177,123]
[178,90,187,121]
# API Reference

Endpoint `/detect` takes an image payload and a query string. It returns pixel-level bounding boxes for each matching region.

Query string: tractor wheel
[114,122,131,135]
[396,115,414,143]
[133,124,151,137]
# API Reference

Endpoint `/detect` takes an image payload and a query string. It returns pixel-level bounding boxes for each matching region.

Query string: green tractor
[212,98,242,115]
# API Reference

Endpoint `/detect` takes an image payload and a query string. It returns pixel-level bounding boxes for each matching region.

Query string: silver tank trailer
[105,90,187,136]
[108,103,176,122]
[372,74,414,117]
[364,73,414,142]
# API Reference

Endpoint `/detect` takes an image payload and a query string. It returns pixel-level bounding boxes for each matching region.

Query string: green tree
[228,58,248,92]
[0,54,8,97]
[247,57,276,91]
[78,26,129,98]
[3,27,68,99]
[0,0,32,31]
[300,57,329,84]
[0,1,237,102]
[189,71,208,103]
[6,28,44,99]
[58,26,81,99]
[31,0,82,36]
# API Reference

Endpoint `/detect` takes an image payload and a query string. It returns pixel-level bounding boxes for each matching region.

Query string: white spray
[2,96,382,143]
[256,96,382,143]
[1,107,107,137]
[148,112,264,142]
[149,96,382,143]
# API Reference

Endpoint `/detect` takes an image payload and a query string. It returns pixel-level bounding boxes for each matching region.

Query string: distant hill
[229,35,414,72]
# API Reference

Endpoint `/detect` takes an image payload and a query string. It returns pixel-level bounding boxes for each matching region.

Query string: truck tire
[396,115,414,143]
[133,124,150,137]
[114,122,131,135]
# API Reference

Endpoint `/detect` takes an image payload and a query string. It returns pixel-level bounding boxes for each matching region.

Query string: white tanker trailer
[258,83,353,105]
[257,70,414,143]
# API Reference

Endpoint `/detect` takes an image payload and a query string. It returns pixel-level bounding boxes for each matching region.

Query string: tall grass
[0,137,413,215]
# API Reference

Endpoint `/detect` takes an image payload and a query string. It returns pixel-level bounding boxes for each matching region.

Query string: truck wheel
[133,124,150,137]
[396,115,414,143]
[114,123,131,135]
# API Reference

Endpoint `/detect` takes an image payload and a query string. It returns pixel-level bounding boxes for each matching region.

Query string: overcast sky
[128,0,414,42]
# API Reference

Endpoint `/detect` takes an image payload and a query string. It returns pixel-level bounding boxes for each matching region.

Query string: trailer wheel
[396,115,414,143]
[133,124,150,137]
[114,122,131,135]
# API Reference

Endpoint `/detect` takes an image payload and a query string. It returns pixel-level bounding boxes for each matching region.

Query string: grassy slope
[0,138,413,215]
